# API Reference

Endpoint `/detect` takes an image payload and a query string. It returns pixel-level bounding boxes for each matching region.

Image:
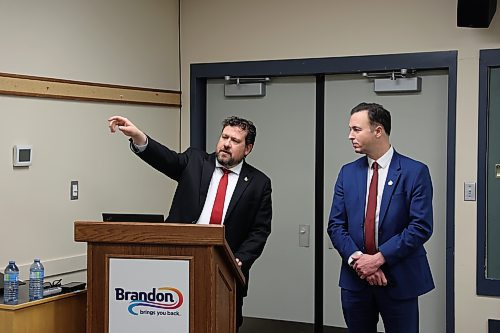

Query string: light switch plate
[71,180,78,200]
[464,181,476,201]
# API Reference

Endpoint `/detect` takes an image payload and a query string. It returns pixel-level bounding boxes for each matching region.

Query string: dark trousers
[341,287,419,333]
[236,290,244,329]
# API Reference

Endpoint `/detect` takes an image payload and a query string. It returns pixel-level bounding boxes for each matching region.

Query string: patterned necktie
[209,168,231,224]
[364,162,379,255]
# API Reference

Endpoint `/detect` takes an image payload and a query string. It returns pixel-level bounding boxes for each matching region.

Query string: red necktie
[210,168,231,224]
[364,162,379,255]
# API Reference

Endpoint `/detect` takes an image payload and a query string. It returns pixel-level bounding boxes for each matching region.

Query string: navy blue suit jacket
[327,151,434,300]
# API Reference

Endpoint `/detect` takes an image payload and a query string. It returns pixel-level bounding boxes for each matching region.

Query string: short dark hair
[221,116,257,145]
[351,102,391,135]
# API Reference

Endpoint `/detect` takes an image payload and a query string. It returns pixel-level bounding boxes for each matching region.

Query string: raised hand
[108,116,147,145]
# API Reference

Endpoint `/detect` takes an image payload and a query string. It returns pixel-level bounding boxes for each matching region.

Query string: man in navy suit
[108,115,272,330]
[327,103,434,333]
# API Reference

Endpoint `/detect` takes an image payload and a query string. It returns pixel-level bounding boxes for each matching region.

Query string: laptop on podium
[102,213,165,223]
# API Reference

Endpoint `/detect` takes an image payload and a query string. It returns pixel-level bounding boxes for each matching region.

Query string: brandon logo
[115,287,184,316]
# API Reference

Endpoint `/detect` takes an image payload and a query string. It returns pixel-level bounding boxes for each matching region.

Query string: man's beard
[216,150,242,168]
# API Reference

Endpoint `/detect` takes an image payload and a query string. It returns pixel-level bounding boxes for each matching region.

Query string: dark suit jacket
[327,151,434,300]
[134,137,272,293]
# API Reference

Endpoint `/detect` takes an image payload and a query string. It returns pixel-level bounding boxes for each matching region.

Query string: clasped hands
[352,252,388,287]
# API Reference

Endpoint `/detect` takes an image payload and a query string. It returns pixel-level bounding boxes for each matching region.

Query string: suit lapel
[378,152,402,227]
[357,158,369,205]
[356,158,369,227]
[224,162,252,223]
[199,154,216,208]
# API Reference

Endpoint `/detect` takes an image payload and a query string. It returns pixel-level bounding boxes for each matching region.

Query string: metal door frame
[190,51,457,333]
[477,49,500,296]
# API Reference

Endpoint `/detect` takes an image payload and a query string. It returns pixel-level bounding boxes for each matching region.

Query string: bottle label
[5,273,18,282]
[30,272,44,279]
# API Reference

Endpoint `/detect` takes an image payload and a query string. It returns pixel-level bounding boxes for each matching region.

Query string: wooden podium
[74,221,245,333]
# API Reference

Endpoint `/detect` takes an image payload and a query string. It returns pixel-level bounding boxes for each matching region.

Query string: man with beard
[108,115,272,330]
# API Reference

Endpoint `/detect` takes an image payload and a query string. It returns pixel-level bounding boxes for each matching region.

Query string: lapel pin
[244,177,249,182]
[388,180,393,186]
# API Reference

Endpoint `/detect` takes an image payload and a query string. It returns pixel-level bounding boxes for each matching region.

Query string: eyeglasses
[43,279,62,289]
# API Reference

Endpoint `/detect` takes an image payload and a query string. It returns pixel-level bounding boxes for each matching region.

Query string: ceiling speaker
[457,0,497,28]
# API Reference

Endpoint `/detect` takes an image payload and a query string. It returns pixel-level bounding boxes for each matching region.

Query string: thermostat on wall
[13,145,32,167]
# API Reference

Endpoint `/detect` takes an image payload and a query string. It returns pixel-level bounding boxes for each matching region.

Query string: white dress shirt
[197,160,242,225]
[365,146,394,249]
[349,146,394,265]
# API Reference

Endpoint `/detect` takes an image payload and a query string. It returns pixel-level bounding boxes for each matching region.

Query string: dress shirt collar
[215,158,243,175]
[367,146,394,170]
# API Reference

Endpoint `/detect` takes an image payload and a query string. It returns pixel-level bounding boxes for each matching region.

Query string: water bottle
[29,258,44,301]
[3,260,19,305]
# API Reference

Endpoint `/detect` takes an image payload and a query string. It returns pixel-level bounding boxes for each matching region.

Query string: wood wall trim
[0,72,181,107]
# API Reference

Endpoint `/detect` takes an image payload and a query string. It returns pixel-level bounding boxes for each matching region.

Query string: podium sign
[108,258,190,333]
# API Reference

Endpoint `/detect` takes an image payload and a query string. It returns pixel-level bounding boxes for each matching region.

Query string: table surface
[0,283,85,310]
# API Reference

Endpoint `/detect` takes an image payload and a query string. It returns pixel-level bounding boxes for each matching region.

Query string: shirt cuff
[348,251,363,267]
[129,137,148,153]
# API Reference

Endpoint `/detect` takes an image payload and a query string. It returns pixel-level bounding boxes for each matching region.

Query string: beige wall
[1,0,498,330]
[180,0,500,331]
[0,0,180,283]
